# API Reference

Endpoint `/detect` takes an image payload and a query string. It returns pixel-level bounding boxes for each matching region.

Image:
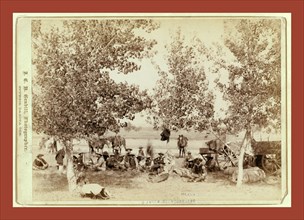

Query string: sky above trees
[36,17,282,128]
[108,18,226,91]
[39,18,227,88]
[108,18,230,126]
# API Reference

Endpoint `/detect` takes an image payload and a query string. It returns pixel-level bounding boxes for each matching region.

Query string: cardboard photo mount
[1,0,303,220]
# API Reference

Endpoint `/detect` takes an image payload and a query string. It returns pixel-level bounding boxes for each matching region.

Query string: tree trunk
[236,145,245,187]
[236,129,251,187]
[64,140,78,193]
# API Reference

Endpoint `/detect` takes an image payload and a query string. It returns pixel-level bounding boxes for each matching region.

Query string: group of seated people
[184,151,217,171]
[32,144,168,175]
[73,146,167,175]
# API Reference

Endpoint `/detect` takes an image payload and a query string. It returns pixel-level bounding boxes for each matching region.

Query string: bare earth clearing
[31,130,282,206]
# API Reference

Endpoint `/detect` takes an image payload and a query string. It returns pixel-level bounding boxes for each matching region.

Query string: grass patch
[33,170,69,193]
[33,168,144,194]
[86,170,143,188]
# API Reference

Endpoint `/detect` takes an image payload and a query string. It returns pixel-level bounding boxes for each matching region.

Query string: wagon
[199,139,281,175]
[251,139,281,175]
[199,145,238,170]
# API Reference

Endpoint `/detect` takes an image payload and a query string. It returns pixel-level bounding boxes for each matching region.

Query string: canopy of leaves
[32,19,158,140]
[216,19,282,133]
[149,30,214,131]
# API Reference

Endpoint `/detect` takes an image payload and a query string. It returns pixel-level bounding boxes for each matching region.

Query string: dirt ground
[31,131,283,206]
[32,155,282,206]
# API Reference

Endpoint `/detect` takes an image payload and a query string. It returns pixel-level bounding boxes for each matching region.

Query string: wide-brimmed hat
[158,152,164,156]
[126,148,132,151]
[103,151,109,156]
[37,154,44,158]
[139,146,143,149]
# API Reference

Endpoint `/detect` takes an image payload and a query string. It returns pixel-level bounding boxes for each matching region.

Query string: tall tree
[215,19,282,186]
[32,19,158,191]
[149,30,214,132]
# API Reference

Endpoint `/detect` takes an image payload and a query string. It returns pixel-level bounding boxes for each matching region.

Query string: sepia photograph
[14,13,291,206]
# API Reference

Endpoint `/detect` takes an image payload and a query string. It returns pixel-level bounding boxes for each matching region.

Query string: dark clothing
[55,149,65,165]
[106,157,116,169]
[190,160,207,182]
[184,160,194,169]
[53,140,58,152]
[137,149,145,162]
[33,158,48,170]
[129,155,137,169]
[150,164,165,175]
[150,156,165,174]
[138,158,152,172]
[73,154,86,171]
[145,158,152,168]
[153,156,165,165]
[206,140,218,152]
[137,155,144,163]
[124,153,137,169]
[124,153,132,163]
[106,156,125,170]
[193,161,205,175]
[205,157,216,172]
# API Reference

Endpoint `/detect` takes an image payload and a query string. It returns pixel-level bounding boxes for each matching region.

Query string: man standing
[55,148,65,172]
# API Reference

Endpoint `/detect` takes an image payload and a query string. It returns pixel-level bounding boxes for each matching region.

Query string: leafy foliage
[149,30,214,131]
[32,19,158,140]
[209,19,283,187]
[215,19,281,133]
